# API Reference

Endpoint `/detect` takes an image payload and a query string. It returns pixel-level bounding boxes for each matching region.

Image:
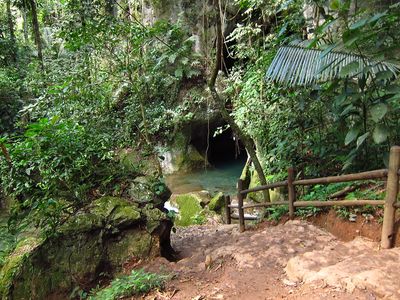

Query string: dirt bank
[134,219,399,299]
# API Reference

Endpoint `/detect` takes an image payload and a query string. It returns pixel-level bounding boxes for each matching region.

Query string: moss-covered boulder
[247,170,284,203]
[0,197,172,300]
[170,193,206,226]
[208,192,224,212]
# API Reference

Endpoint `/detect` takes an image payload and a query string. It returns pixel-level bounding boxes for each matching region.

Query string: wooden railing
[224,146,400,249]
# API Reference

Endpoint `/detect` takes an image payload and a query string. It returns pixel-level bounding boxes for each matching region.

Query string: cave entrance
[190,122,247,169]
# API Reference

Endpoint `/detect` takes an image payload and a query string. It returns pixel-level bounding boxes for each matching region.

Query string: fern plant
[266,42,400,86]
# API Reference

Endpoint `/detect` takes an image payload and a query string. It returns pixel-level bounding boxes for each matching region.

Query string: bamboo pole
[240,181,288,195]
[242,201,289,209]
[293,169,388,186]
[381,146,400,249]
[294,200,385,207]
[237,179,245,232]
[288,167,296,219]
[231,200,384,209]
[225,195,231,224]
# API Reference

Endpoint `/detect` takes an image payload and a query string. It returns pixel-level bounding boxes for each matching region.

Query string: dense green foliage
[227,0,400,177]
[88,269,168,300]
[0,0,399,252]
[0,1,201,235]
[0,0,399,296]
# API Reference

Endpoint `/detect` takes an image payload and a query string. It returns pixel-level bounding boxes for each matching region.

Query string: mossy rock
[141,203,168,233]
[0,237,42,300]
[61,197,141,234]
[1,197,171,300]
[208,192,224,212]
[174,145,206,173]
[119,148,159,177]
[171,193,205,226]
[247,170,284,203]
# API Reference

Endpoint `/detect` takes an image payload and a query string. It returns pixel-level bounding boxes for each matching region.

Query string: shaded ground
[132,219,400,300]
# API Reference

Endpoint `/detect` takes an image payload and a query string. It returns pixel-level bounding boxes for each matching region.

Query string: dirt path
[140,220,400,300]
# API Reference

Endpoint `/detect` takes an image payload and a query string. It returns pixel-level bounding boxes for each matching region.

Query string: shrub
[0,117,137,234]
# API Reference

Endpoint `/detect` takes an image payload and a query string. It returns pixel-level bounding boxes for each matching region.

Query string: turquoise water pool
[165,159,246,195]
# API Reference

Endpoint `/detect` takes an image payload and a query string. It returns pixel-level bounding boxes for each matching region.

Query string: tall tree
[28,0,44,70]
[6,0,17,63]
[22,6,29,42]
[209,1,270,202]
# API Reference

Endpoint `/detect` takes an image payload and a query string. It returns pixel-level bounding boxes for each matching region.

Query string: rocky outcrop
[0,197,172,300]
[143,0,239,56]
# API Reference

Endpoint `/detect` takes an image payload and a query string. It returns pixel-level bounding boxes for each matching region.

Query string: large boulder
[169,193,207,226]
[0,197,172,300]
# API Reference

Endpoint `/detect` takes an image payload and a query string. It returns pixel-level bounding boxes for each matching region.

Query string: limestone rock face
[159,131,208,175]
[143,0,239,57]
[0,197,172,300]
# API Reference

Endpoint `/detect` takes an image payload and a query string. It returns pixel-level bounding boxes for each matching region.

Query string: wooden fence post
[381,146,400,249]
[237,179,245,232]
[288,167,296,219]
[225,195,231,224]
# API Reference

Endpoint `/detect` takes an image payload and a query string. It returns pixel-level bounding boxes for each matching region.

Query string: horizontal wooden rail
[244,201,289,209]
[232,146,400,249]
[240,181,288,195]
[230,200,384,209]
[293,169,388,186]
[294,199,385,207]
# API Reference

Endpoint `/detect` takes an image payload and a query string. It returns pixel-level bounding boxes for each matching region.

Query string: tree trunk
[208,2,270,202]
[105,0,118,17]
[29,0,44,70]
[22,7,29,42]
[6,0,17,63]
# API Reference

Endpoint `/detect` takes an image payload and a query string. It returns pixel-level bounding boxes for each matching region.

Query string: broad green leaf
[373,124,389,144]
[356,132,370,149]
[368,12,386,24]
[345,128,360,145]
[349,17,368,30]
[330,0,340,10]
[340,104,356,116]
[370,103,388,122]
[375,70,394,81]
[388,94,400,102]
[340,61,359,77]
[334,94,346,106]
[342,30,360,47]
[386,84,400,94]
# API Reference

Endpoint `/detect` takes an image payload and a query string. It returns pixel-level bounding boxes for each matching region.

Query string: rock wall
[143,0,239,58]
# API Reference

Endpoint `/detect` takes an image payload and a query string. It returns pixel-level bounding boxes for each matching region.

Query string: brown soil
[119,208,400,300]
[306,209,400,247]
[131,221,386,300]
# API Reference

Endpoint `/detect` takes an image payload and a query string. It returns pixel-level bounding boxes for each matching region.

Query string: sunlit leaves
[370,103,388,123]
[373,125,389,144]
[345,128,359,146]
[356,132,369,149]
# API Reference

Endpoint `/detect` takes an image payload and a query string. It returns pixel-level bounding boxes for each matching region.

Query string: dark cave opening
[190,121,247,168]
